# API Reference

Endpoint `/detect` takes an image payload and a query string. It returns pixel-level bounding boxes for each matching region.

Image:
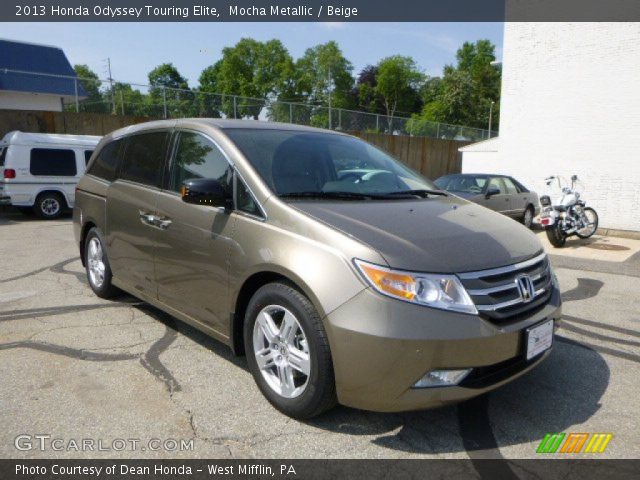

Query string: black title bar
[4,0,640,22]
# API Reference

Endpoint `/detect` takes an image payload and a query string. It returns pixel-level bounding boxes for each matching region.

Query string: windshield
[224,129,437,198]
[434,175,488,194]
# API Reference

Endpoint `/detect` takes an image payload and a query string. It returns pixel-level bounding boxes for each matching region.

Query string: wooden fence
[0,110,467,179]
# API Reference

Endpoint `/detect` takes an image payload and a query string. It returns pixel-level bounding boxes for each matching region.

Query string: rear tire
[522,205,535,229]
[576,207,598,239]
[33,192,65,219]
[546,224,567,248]
[244,282,337,419]
[84,227,120,298]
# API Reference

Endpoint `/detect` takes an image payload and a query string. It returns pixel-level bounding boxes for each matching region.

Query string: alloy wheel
[41,198,60,216]
[252,305,311,399]
[87,237,106,289]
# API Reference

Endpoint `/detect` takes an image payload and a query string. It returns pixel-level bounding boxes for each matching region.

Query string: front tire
[84,227,120,298]
[244,282,337,419]
[546,224,567,248]
[34,192,65,219]
[576,207,598,239]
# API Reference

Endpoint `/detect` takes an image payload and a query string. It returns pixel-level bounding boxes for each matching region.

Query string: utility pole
[327,69,332,130]
[488,100,495,138]
[105,58,116,114]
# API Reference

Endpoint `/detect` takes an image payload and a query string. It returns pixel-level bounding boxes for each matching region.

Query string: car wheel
[84,227,120,298]
[522,206,534,229]
[244,282,337,419]
[34,192,65,219]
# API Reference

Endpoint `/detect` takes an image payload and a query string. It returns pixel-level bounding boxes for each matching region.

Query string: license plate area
[526,319,554,360]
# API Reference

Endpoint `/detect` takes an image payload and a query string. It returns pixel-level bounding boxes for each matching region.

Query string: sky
[0,22,503,87]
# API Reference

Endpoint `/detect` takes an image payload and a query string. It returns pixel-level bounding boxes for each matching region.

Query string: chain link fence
[0,69,497,141]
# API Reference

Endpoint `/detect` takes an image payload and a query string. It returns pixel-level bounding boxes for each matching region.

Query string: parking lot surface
[1,208,638,460]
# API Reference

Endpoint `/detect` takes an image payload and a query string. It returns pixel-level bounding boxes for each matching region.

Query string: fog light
[412,369,472,388]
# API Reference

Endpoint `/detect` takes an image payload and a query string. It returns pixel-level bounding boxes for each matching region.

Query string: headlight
[354,259,478,314]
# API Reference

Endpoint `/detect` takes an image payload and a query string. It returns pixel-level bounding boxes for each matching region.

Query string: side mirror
[485,187,500,198]
[181,178,232,210]
[571,174,578,181]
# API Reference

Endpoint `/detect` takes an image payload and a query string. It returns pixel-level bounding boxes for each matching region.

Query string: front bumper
[325,284,562,412]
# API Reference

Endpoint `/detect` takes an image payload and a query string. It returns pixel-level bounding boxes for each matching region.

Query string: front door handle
[139,211,157,226]
[157,219,172,230]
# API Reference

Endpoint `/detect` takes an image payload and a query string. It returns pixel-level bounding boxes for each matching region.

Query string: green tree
[73,64,108,113]
[409,39,501,136]
[295,41,354,128]
[147,63,194,118]
[375,56,423,132]
[199,38,295,120]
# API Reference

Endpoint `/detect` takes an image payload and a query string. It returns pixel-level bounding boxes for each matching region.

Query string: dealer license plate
[526,319,554,360]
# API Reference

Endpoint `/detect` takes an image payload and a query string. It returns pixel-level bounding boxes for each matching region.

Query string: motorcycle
[539,175,599,248]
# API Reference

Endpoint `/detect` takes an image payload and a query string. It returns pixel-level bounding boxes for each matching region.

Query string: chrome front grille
[458,253,552,323]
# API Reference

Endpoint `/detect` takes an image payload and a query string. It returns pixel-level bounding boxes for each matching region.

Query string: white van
[0,131,101,219]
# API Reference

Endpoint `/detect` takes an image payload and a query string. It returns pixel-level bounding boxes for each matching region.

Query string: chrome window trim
[457,252,547,280]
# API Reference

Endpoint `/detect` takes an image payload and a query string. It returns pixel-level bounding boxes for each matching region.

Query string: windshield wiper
[279,191,377,200]
[386,189,448,198]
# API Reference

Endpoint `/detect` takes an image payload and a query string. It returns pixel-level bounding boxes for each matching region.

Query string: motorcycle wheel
[576,207,599,239]
[546,224,567,248]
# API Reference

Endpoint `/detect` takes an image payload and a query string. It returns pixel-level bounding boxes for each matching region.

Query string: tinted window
[169,132,232,193]
[120,132,169,188]
[87,139,123,181]
[224,129,435,196]
[84,150,94,165]
[435,175,487,193]
[235,174,261,216]
[30,149,77,176]
[0,147,6,167]
[488,177,507,194]
[502,177,518,195]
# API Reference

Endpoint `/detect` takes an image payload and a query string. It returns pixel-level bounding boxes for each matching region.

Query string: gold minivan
[73,119,561,419]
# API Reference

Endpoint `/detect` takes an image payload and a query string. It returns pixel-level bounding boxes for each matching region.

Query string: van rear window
[86,139,123,182]
[84,150,94,165]
[0,147,6,167]
[30,149,77,176]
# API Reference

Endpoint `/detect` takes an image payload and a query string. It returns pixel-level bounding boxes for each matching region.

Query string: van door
[106,131,170,298]
[154,130,236,334]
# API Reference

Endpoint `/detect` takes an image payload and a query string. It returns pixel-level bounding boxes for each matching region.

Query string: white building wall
[0,91,63,111]
[463,23,640,232]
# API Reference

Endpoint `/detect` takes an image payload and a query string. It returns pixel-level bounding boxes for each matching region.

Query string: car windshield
[224,129,438,199]
[434,175,488,194]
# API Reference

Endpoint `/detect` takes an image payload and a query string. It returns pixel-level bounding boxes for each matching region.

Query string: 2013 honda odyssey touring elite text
[73,119,561,419]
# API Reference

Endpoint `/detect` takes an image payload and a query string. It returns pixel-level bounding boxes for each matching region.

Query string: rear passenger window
[84,150,94,165]
[169,132,232,193]
[86,139,123,182]
[502,177,518,195]
[120,132,169,188]
[30,149,77,176]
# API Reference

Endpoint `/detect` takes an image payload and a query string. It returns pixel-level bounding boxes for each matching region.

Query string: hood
[448,191,479,200]
[289,196,543,273]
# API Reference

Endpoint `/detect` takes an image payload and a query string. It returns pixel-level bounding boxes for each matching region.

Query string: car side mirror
[485,187,500,198]
[181,178,232,210]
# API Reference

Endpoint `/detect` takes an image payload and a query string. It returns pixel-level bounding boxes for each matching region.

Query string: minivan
[73,119,561,419]
[0,131,101,218]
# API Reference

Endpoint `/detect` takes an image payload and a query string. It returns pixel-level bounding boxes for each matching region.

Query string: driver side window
[169,132,232,193]
[488,177,506,194]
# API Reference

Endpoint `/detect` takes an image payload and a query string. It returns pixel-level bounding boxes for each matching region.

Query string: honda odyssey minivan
[73,119,561,419]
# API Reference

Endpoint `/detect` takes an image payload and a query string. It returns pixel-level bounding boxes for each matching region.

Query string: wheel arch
[79,221,97,267]
[229,268,326,356]
[34,188,71,209]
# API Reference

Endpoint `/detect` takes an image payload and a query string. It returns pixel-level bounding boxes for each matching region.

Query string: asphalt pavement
[0,207,638,460]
